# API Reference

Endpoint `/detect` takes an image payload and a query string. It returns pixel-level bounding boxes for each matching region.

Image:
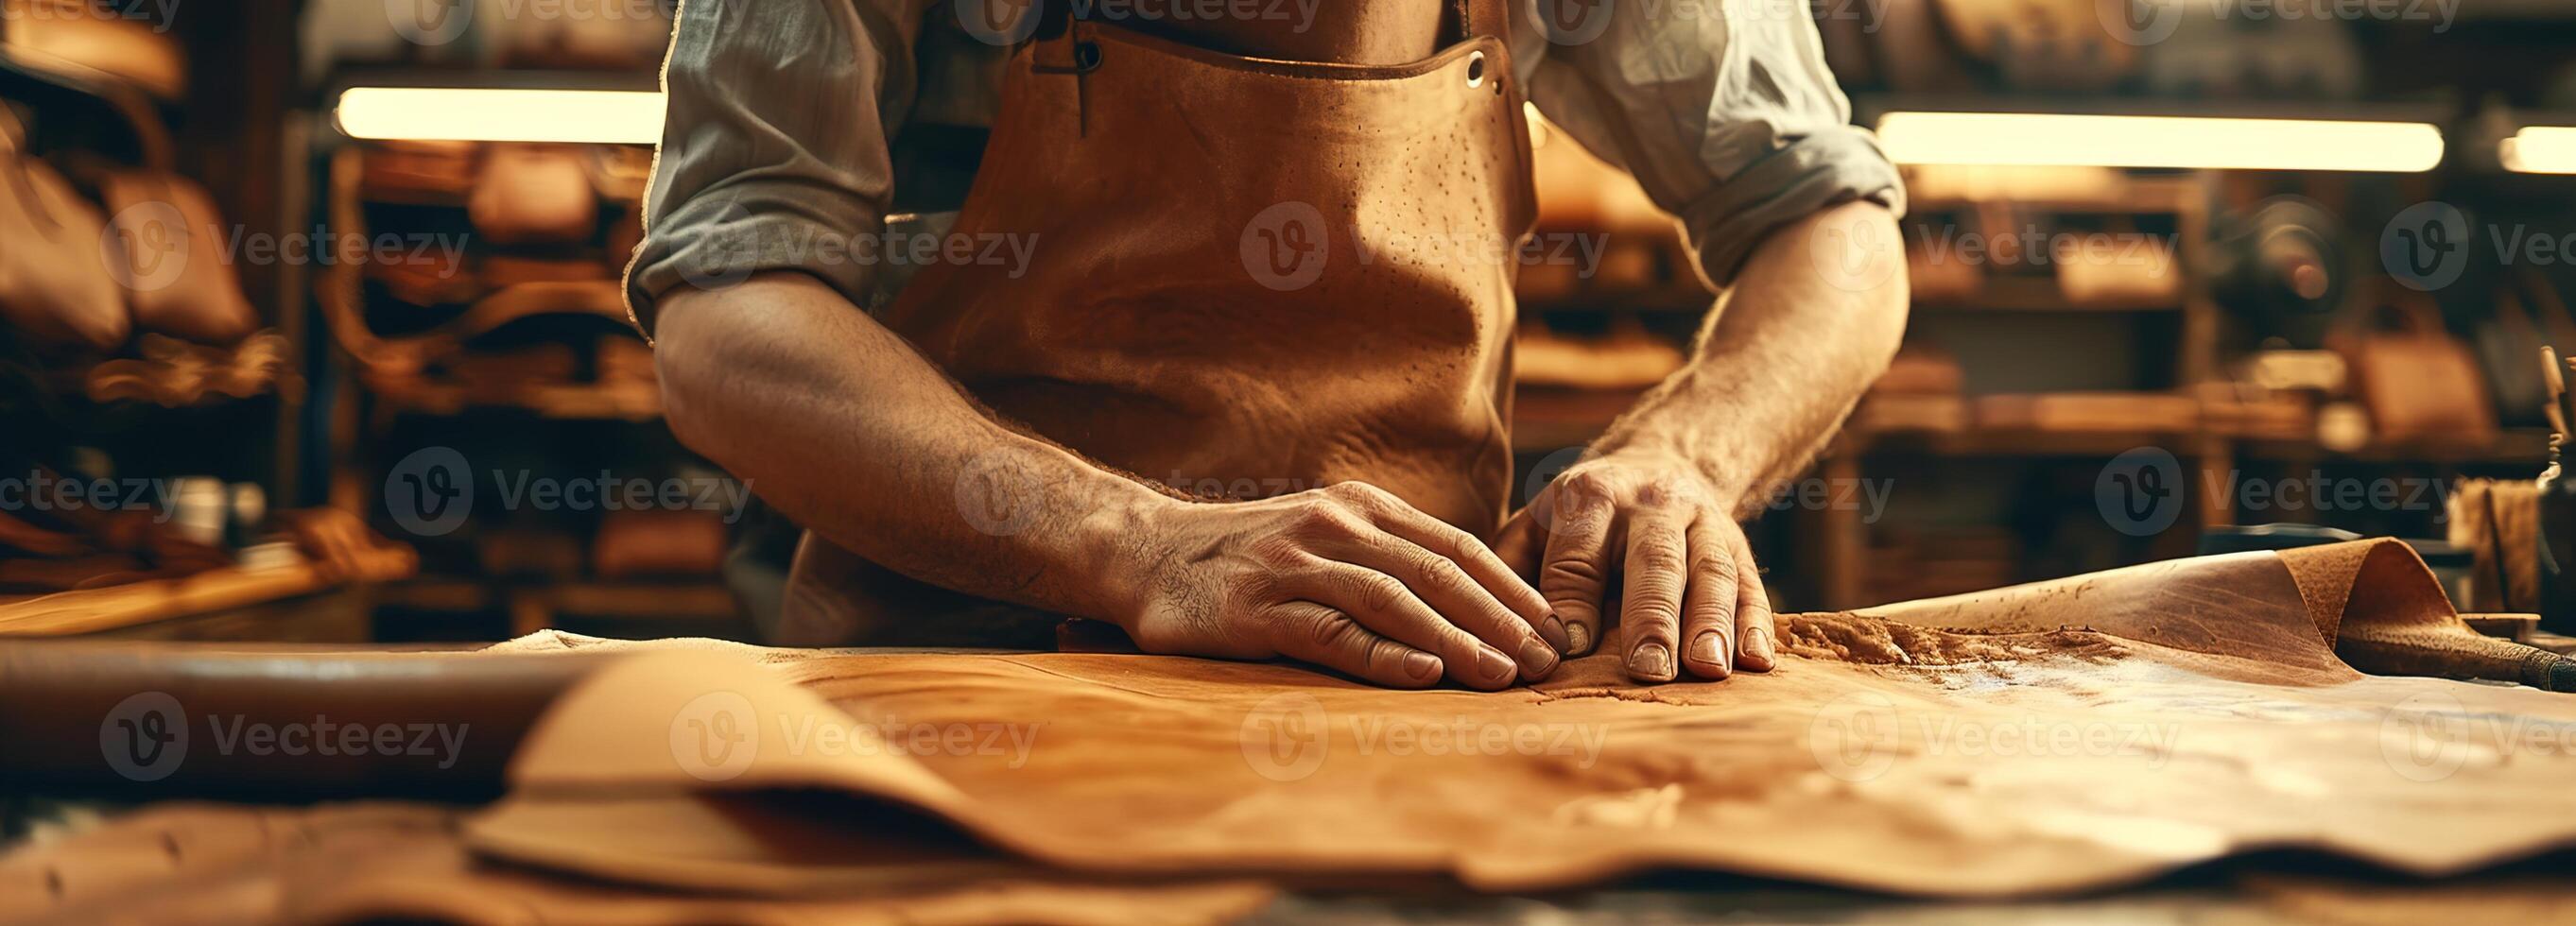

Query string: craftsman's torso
[781,4,1536,644]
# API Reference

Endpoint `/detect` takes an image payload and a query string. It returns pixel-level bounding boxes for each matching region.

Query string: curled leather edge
[2282,538,2576,692]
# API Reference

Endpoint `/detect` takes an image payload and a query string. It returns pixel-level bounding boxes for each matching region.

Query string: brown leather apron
[778,5,1536,646]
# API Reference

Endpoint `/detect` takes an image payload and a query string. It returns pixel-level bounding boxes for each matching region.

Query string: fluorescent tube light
[1876,112,2443,173]
[2502,126,2576,175]
[335,88,665,145]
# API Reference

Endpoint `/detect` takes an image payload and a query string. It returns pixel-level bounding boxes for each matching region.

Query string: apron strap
[1455,0,1512,44]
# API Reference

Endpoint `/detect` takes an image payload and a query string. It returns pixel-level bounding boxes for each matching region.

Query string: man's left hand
[1494,454,1777,683]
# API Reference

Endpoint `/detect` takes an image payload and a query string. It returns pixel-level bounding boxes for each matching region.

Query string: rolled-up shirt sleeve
[623,0,924,335]
[1514,0,1905,287]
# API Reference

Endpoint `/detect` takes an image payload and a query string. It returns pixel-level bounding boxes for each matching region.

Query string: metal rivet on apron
[1465,51,1486,88]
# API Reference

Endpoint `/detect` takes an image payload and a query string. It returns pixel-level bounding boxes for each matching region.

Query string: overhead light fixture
[334,88,665,145]
[1875,112,2444,173]
[2501,126,2576,175]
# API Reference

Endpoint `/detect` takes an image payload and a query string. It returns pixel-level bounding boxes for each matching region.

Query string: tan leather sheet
[9,539,2575,922]
[466,540,2576,899]
[0,803,1274,926]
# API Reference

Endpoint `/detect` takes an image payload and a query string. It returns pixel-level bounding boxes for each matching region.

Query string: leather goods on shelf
[1934,0,2139,92]
[493,0,674,70]
[1904,240,1982,304]
[592,508,731,579]
[86,330,293,406]
[1512,320,1684,391]
[1529,115,1670,235]
[1974,391,2201,434]
[1901,164,2131,209]
[584,144,653,203]
[0,508,87,557]
[94,169,258,343]
[595,334,656,386]
[2053,233,2179,306]
[2450,477,2542,615]
[476,524,586,580]
[4,540,2575,915]
[2139,0,2362,98]
[359,140,478,203]
[279,506,418,582]
[1872,343,1965,395]
[467,145,597,247]
[1871,0,1979,93]
[1850,393,1967,434]
[1857,345,1968,433]
[2336,295,2499,448]
[480,253,611,289]
[365,242,477,307]
[2195,383,2313,442]
[0,0,186,99]
[0,133,126,351]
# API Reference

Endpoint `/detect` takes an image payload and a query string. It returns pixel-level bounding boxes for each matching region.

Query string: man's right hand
[1112,482,1568,690]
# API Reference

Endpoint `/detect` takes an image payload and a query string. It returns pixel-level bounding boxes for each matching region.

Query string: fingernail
[1565,623,1592,656]
[1478,647,1517,682]
[1628,643,1673,680]
[1404,651,1443,680]
[1687,631,1725,671]
[1749,627,1777,666]
[1540,614,1570,652]
[1517,636,1559,674]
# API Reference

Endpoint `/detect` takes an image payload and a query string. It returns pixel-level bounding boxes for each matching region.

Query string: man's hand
[1494,454,1776,683]
[1115,482,1568,690]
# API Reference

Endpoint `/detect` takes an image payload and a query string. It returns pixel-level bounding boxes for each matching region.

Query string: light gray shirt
[625,0,1905,332]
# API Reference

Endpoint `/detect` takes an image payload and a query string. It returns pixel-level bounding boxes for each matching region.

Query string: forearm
[652,272,1167,618]
[1589,201,1909,515]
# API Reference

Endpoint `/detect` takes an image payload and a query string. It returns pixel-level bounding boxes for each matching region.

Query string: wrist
[1060,480,1181,627]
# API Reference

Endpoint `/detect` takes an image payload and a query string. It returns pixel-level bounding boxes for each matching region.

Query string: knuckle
[1304,611,1364,653]
[1542,555,1606,592]
[1561,471,1614,505]
[1327,481,1390,508]
[1290,502,1357,537]
[1352,574,1409,614]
